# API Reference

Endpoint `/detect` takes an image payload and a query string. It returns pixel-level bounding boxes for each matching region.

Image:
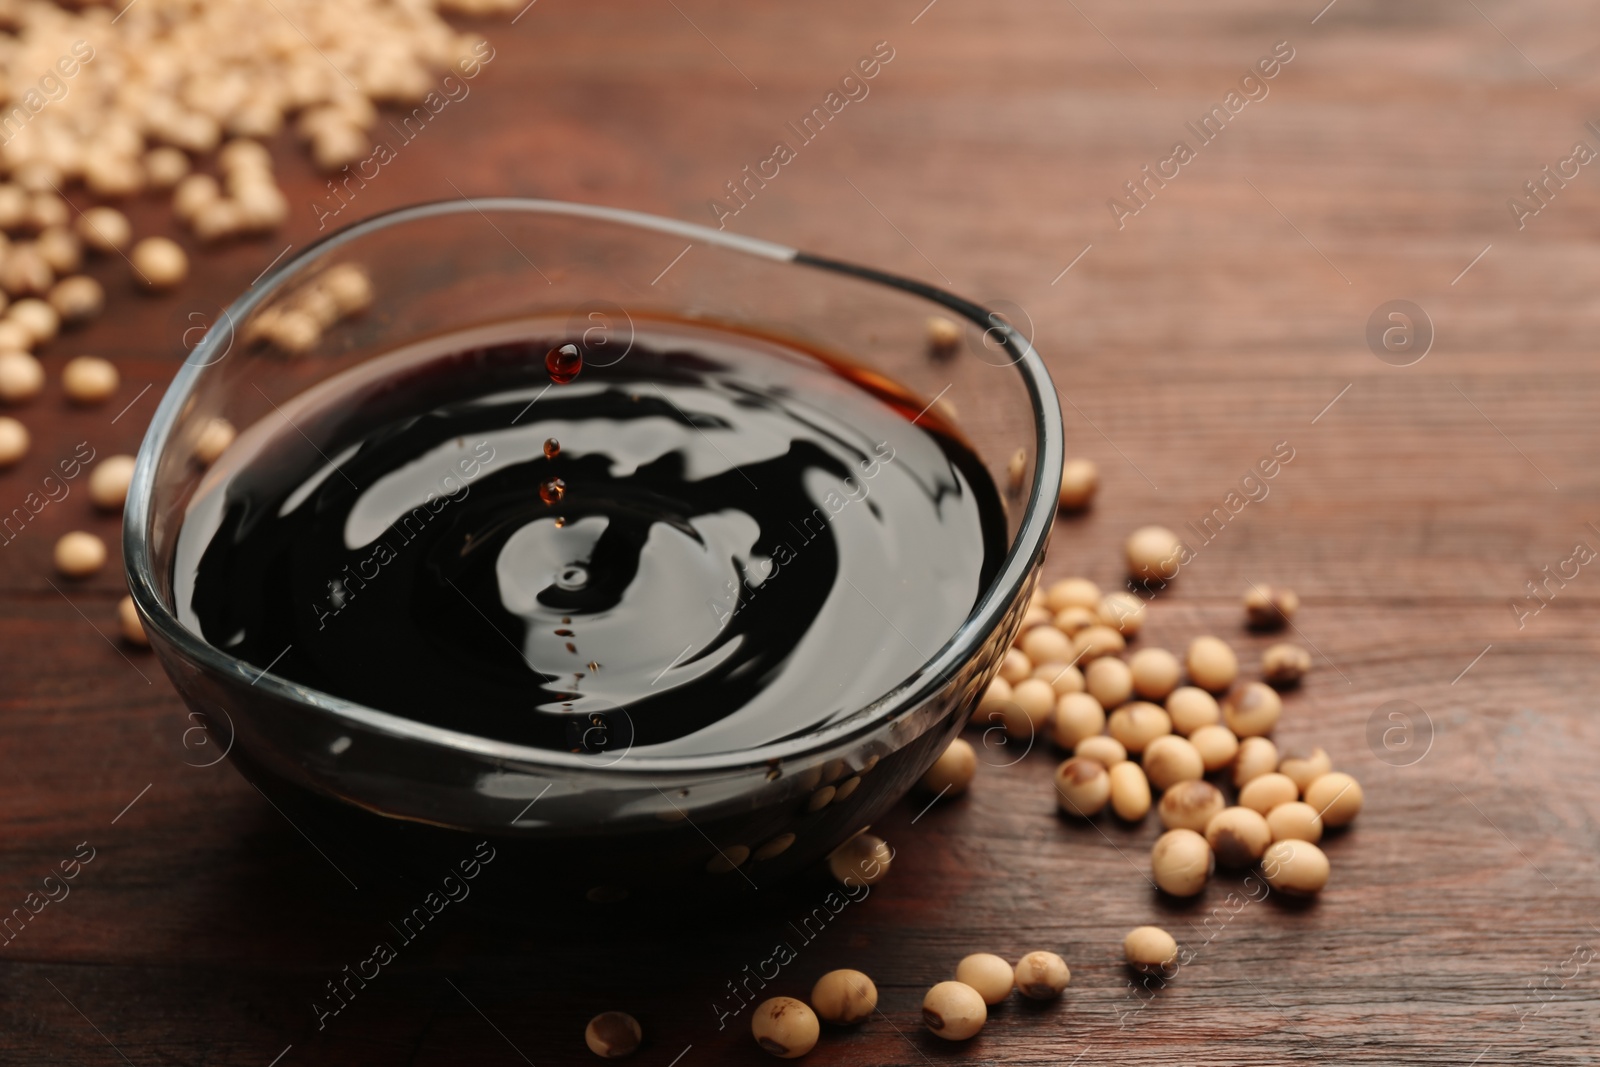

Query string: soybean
[1108,760,1152,821]
[1304,772,1363,827]
[1052,692,1106,750]
[0,415,27,466]
[55,531,107,578]
[61,355,119,405]
[1058,457,1097,511]
[1233,736,1280,787]
[1085,656,1133,709]
[1238,772,1299,816]
[1158,779,1225,833]
[1265,801,1324,843]
[584,1011,641,1059]
[811,969,877,1025]
[920,738,976,796]
[1278,747,1331,793]
[1141,734,1203,791]
[1021,624,1073,666]
[1204,806,1271,868]
[1190,724,1239,771]
[1014,951,1071,999]
[1074,734,1127,768]
[1244,584,1299,629]
[1151,828,1212,897]
[1097,591,1146,636]
[1107,701,1171,754]
[751,997,819,1058]
[1262,840,1330,895]
[1185,636,1238,693]
[1129,647,1181,701]
[955,953,1015,1005]
[118,595,148,646]
[1125,525,1181,581]
[1124,926,1178,973]
[1165,686,1220,735]
[88,455,136,510]
[922,981,985,1041]
[1054,757,1111,817]
[1034,661,1084,696]
[1045,577,1101,612]
[1262,642,1312,686]
[1222,682,1282,738]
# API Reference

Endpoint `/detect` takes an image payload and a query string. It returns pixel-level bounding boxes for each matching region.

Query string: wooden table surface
[3,1,1599,1064]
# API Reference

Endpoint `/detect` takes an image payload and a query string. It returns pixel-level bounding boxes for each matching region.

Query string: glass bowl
[124,199,1062,900]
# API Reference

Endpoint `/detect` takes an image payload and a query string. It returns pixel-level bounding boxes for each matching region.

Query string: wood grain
[2,1,1598,1064]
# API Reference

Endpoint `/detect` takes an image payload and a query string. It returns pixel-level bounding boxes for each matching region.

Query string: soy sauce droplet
[539,476,566,505]
[546,343,581,385]
[544,437,560,459]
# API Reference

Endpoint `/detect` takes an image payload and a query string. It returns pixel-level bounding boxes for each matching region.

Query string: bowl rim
[124,197,1063,776]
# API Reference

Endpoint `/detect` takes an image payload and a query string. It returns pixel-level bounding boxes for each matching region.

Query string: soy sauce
[175,320,1007,759]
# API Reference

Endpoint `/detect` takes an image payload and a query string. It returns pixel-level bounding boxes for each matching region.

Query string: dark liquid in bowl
[176,320,1007,758]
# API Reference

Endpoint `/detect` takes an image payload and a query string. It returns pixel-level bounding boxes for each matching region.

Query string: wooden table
[3,1,1597,1063]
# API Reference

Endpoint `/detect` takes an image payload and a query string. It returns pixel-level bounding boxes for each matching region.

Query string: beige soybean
[920,738,976,796]
[1124,926,1178,973]
[1262,642,1312,686]
[751,997,819,1058]
[1058,457,1097,510]
[1157,779,1225,833]
[1233,736,1280,787]
[1185,636,1238,693]
[584,1011,641,1058]
[1085,656,1133,709]
[1262,839,1330,895]
[1005,678,1056,739]
[7,298,57,345]
[1073,625,1126,662]
[0,243,51,296]
[1244,584,1299,629]
[1052,692,1106,750]
[1204,806,1272,867]
[1304,772,1363,827]
[1189,724,1240,772]
[828,833,892,886]
[118,595,148,646]
[1033,661,1084,696]
[78,206,132,253]
[956,953,1015,1005]
[1222,682,1282,738]
[1107,701,1171,754]
[1238,772,1299,815]
[1141,734,1203,791]
[1129,647,1181,701]
[925,314,960,356]
[1165,686,1220,735]
[1052,605,1099,635]
[921,981,985,1041]
[1278,747,1332,793]
[1014,951,1071,999]
[1045,577,1101,612]
[131,237,188,290]
[1021,624,1073,667]
[1108,760,1152,821]
[89,455,137,510]
[1097,591,1146,636]
[0,352,43,403]
[1074,734,1127,768]
[36,228,81,275]
[1266,801,1324,843]
[999,646,1032,684]
[55,531,107,578]
[0,415,27,466]
[1151,828,1212,897]
[62,356,120,405]
[1018,604,1051,632]
[145,146,193,189]
[811,969,877,1024]
[976,677,1012,728]
[1054,757,1111,817]
[1124,525,1182,580]
[194,418,236,465]
[320,263,373,314]
[49,276,105,324]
